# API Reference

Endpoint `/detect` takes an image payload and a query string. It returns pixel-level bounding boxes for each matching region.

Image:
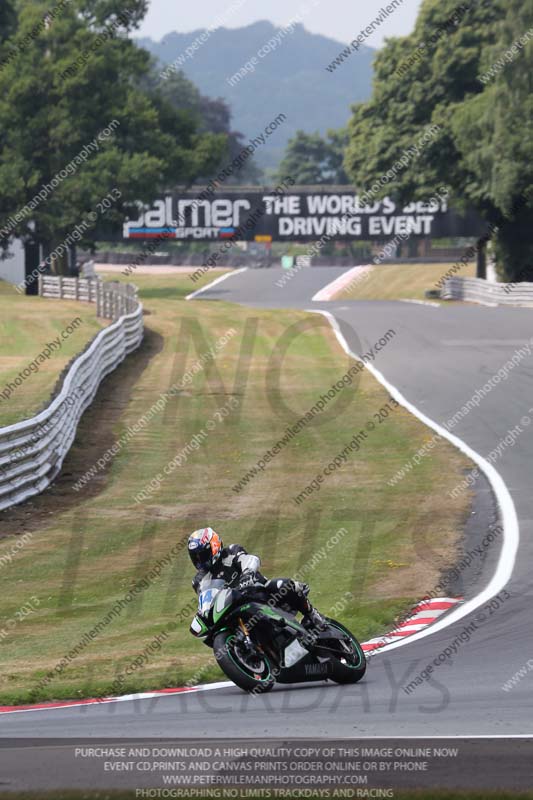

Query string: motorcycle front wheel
[324,619,367,684]
[213,631,275,693]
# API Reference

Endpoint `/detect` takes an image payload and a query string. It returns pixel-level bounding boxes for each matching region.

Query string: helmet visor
[189,545,212,571]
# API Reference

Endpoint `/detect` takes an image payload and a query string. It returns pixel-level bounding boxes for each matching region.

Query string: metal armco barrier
[442,276,533,306]
[0,277,144,512]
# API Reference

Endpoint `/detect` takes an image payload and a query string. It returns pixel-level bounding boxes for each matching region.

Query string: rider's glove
[237,572,256,589]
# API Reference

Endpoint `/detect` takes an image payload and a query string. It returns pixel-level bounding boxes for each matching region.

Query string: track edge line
[308,307,520,656]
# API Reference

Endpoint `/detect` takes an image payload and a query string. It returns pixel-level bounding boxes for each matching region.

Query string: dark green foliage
[345,0,533,281]
[276,129,350,186]
[145,68,263,185]
[0,0,225,260]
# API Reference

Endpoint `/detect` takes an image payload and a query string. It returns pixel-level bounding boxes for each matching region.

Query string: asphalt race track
[2,266,533,792]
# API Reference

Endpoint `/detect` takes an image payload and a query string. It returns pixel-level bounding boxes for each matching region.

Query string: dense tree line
[344,0,533,281]
[0,0,258,275]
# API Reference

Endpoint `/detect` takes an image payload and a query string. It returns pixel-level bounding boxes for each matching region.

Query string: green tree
[344,0,533,280]
[276,129,350,185]
[0,0,17,44]
[145,68,263,185]
[451,0,533,279]
[0,0,224,274]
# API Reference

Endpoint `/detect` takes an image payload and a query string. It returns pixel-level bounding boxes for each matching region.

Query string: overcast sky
[138,0,423,47]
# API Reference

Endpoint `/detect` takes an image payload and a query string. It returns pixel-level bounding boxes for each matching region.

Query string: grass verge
[0,280,105,427]
[335,262,476,302]
[0,272,472,704]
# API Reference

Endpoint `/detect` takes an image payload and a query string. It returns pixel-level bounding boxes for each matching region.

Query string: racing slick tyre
[325,619,367,684]
[213,631,275,693]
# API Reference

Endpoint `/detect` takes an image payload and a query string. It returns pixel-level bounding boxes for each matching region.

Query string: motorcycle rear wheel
[213,631,275,693]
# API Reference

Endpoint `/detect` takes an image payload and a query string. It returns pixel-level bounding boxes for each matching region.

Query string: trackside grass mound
[335,262,476,302]
[0,272,472,704]
[0,279,105,427]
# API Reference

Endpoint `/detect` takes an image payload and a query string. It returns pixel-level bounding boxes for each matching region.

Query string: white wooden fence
[39,275,139,320]
[0,277,143,512]
[442,277,533,306]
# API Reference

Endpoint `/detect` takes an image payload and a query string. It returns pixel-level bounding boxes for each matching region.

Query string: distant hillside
[137,21,374,172]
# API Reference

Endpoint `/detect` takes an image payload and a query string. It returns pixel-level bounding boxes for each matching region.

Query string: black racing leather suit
[192,544,311,625]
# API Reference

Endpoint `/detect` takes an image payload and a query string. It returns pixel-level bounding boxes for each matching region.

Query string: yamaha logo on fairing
[304,663,329,676]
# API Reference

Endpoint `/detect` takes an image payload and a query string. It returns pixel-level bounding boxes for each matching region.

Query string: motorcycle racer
[187,527,327,635]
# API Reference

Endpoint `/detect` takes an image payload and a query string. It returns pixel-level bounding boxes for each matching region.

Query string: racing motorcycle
[190,579,366,692]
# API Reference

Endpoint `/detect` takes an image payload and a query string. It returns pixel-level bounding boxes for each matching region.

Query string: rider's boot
[301,603,328,633]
